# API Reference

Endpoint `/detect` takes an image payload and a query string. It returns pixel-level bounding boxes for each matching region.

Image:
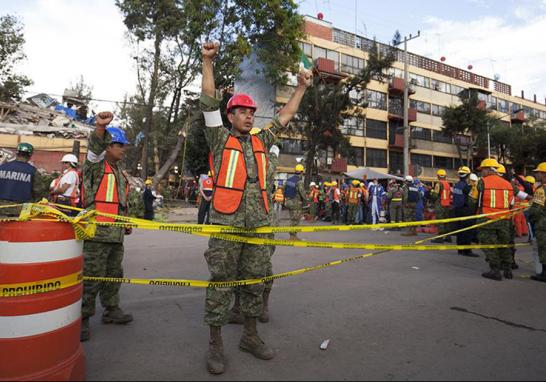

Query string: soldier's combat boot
[239,317,275,360]
[102,306,133,324]
[207,326,225,374]
[481,268,502,281]
[228,295,244,325]
[259,289,271,323]
[503,269,513,279]
[80,318,90,342]
[530,265,546,282]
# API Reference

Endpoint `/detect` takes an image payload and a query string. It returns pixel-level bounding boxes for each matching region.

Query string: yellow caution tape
[0,272,82,298]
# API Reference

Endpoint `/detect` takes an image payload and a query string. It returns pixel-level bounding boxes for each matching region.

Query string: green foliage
[0,14,32,102]
[185,111,209,177]
[127,189,145,218]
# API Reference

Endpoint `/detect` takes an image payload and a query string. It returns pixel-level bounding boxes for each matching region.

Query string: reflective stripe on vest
[274,188,285,203]
[95,161,128,222]
[439,180,451,207]
[211,135,269,215]
[348,188,359,204]
[481,175,514,219]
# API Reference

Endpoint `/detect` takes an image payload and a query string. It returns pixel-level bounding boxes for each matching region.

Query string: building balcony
[388,104,417,122]
[511,110,526,123]
[315,57,346,82]
[388,133,404,149]
[388,77,415,96]
[330,157,348,173]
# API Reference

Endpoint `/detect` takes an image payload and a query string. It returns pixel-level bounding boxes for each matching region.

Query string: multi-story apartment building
[271,15,546,182]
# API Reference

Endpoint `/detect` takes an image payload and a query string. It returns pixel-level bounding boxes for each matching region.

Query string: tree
[294,41,396,185]
[0,14,32,102]
[67,75,93,104]
[116,0,304,183]
[441,90,495,167]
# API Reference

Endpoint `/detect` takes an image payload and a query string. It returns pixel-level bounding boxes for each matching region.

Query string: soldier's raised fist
[96,111,113,127]
[202,42,220,60]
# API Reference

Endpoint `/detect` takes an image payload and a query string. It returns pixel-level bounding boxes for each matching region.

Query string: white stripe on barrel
[0,300,81,338]
[0,239,82,264]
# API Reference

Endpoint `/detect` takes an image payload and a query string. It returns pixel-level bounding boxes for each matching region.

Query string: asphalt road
[82,220,546,381]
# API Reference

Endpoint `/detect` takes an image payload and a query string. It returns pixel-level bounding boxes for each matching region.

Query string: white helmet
[404,175,413,182]
[310,182,316,187]
[469,173,478,182]
[61,154,78,164]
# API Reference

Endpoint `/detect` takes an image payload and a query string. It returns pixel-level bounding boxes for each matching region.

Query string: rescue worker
[401,175,421,236]
[308,181,320,220]
[346,179,361,224]
[498,164,522,269]
[430,169,452,243]
[512,167,532,237]
[0,142,42,217]
[387,179,403,226]
[198,172,214,224]
[49,153,80,213]
[452,166,478,257]
[199,41,311,374]
[273,183,285,224]
[329,180,341,224]
[284,164,307,240]
[525,175,537,242]
[476,158,530,280]
[367,178,385,225]
[143,179,156,220]
[529,163,546,282]
[80,113,133,341]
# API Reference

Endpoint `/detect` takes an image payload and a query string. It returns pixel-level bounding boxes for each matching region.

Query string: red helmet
[226,93,257,113]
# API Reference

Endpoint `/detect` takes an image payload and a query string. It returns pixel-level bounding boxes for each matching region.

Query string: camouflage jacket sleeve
[200,91,230,156]
[528,186,545,224]
[296,180,306,203]
[31,170,44,201]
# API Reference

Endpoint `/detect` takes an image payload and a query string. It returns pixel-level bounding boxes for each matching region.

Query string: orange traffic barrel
[0,220,86,381]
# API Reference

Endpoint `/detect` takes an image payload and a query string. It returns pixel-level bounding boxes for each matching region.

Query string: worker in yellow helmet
[529,162,546,281]
[430,169,452,243]
[451,166,478,256]
[284,164,306,240]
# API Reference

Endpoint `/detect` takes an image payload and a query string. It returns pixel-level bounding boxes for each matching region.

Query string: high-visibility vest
[439,180,451,207]
[274,188,285,203]
[210,135,269,215]
[332,187,340,201]
[480,174,514,220]
[94,161,129,222]
[50,168,80,206]
[309,187,319,203]
[348,187,360,205]
[202,177,214,191]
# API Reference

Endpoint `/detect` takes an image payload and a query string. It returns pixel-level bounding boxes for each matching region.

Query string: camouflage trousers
[404,204,416,234]
[477,219,512,270]
[537,227,546,264]
[0,199,23,218]
[204,233,272,326]
[82,241,124,318]
[310,202,319,219]
[347,204,359,224]
[389,201,403,223]
[285,198,303,226]
[436,206,451,235]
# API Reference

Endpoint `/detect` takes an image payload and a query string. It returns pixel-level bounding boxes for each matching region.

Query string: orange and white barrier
[0,220,86,381]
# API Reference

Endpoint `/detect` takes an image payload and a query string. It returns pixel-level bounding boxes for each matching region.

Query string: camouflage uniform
[387,182,403,223]
[401,183,418,235]
[81,130,129,318]
[201,91,283,327]
[0,164,42,217]
[528,184,546,264]
[284,175,306,226]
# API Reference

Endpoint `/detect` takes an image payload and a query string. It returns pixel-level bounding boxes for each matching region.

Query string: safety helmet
[534,162,546,173]
[61,153,78,164]
[295,164,304,172]
[145,179,153,185]
[250,127,261,135]
[106,127,129,145]
[469,173,478,182]
[437,169,447,177]
[207,171,212,177]
[332,181,338,186]
[16,142,34,155]
[226,93,257,113]
[457,166,471,175]
[352,179,359,186]
[405,175,413,182]
[479,158,500,169]
[497,164,506,174]
[310,181,316,187]
[360,182,365,187]
[525,175,536,184]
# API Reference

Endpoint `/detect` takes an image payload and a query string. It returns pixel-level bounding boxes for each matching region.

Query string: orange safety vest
[439,180,452,207]
[309,187,319,203]
[94,161,129,222]
[274,188,285,203]
[50,168,80,206]
[332,187,340,201]
[202,177,214,191]
[348,187,360,205]
[210,135,269,215]
[480,174,514,220]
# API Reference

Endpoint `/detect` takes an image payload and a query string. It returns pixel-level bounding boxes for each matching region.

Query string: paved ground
[83,215,546,381]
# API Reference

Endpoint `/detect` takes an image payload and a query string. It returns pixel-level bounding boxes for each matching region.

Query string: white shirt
[58,169,79,198]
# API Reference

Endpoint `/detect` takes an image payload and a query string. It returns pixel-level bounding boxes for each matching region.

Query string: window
[349,147,364,166]
[498,99,509,113]
[389,67,404,79]
[300,42,312,57]
[450,84,465,96]
[366,148,387,168]
[454,158,469,168]
[340,116,364,136]
[411,127,432,140]
[366,90,387,110]
[510,103,522,114]
[366,119,387,139]
[487,95,497,111]
[408,72,430,88]
[389,150,403,174]
[326,50,340,71]
[431,79,450,93]
[432,130,452,144]
[434,156,454,169]
[312,46,326,60]
[410,100,431,114]
[431,104,446,117]
[341,54,365,75]
[411,153,432,168]
[280,139,307,155]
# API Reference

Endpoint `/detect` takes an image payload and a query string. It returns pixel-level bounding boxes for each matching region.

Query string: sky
[1,0,545,112]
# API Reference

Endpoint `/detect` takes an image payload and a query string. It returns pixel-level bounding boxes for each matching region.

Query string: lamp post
[486,108,524,158]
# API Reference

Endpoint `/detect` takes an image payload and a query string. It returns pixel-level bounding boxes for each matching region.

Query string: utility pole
[397,31,421,176]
